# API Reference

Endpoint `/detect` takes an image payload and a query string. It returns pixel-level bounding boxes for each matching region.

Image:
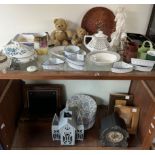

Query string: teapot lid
[94,31,108,38]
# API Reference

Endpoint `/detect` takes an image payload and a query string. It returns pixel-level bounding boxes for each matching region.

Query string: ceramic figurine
[110,7,127,52]
[51,106,84,145]
[115,7,126,34]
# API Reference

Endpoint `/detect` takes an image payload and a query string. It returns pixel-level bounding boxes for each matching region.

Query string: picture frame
[22,83,65,118]
[114,106,140,134]
[109,93,134,114]
[0,144,3,150]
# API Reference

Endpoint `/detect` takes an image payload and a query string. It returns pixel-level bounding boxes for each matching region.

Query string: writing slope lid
[81,7,116,37]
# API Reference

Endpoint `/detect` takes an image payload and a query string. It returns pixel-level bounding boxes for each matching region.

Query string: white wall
[0,4,153,104]
[25,80,131,105]
[0,4,153,48]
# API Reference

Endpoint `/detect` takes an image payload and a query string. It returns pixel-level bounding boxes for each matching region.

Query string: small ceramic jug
[123,42,138,63]
[138,41,154,59]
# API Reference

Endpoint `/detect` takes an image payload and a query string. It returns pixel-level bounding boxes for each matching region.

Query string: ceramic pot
[84,31,110,52]
[146,50,155,61]
[123,42,138,63]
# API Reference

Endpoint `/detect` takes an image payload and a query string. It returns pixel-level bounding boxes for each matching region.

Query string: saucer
[111,61,133,73]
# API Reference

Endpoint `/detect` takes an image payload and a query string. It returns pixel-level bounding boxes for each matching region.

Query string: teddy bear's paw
[77,43,82,47]
[53,40,61,46]
[62,40,69,46]
[71,39,79,46]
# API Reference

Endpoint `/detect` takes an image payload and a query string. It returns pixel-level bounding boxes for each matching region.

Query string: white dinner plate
[87,51,120,66]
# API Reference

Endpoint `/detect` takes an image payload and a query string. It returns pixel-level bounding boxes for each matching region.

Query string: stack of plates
[66,94,97,130]
[49,46,86,70]
[65,53,85,70]
[131,58,155,72]
[64,45,80,57]
[48,46,65,59]
[64,46,86,70]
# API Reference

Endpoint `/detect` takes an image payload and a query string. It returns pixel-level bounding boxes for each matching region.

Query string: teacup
[146,50,155,61]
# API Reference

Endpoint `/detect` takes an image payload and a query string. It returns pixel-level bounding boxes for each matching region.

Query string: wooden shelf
[0,70,155,80]
[12,106,142,150]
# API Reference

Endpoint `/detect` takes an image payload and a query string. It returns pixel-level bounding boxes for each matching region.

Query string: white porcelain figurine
[110,7,127,52]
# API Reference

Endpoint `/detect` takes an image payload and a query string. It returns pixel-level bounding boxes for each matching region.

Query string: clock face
[106,131,124,143]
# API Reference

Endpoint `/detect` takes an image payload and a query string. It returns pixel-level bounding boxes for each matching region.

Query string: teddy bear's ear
[76,28,80,33]
[65,20,67,22]
[64,20,68,26]
[54,19,58,24]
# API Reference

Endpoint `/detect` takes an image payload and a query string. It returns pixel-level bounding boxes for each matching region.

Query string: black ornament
[100,113,129,147]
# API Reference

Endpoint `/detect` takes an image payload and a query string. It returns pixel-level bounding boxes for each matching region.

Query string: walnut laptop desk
[0,70,155,150]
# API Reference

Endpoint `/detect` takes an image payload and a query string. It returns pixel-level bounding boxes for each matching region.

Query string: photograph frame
[22,83,65,118]
[114,105,140,134]
[109,93,134,114]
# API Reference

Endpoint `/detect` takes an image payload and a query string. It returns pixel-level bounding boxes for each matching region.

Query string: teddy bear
[71,27,88,47]
[50,18,72,46]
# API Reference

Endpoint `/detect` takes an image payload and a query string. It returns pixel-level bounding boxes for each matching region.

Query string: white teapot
[84,31,110,52]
